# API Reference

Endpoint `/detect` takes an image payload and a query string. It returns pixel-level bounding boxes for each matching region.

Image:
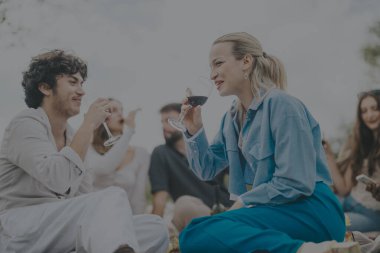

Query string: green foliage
[362,20,380,67]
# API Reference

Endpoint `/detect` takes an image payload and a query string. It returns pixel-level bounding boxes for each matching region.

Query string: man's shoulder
[151,144,171,155]
[11,108,46,124]
[5,108,46,132]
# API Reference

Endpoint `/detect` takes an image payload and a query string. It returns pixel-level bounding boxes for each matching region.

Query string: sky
[0,0,379,153]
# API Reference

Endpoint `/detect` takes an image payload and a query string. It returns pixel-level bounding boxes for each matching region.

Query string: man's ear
[38,83,52,96]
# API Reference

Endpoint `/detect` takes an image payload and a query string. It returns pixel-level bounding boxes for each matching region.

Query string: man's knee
[174,195,201,207]
[135,214,169,249]
[173,196,211,232]
[95,186,128,203]
[82,186,130,213]
[136,214,167,230]
[174,196,209,215]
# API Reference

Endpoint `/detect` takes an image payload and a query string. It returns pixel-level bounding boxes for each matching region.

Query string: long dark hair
[338,90,380,182]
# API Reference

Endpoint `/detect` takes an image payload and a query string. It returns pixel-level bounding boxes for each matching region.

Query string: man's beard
[52,96,73,118]
[165,131,183,147]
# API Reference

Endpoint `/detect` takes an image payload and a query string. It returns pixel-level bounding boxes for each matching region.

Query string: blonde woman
[178,32,357,253]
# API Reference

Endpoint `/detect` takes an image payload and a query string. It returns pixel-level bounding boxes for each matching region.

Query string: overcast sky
[0,0,379,152]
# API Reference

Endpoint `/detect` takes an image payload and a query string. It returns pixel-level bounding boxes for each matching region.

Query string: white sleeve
[87,127,135,175]
[6,118,86,195]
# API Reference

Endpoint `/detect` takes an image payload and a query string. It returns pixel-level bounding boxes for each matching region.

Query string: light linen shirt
[0,107,92,213]
[185,88,332,206]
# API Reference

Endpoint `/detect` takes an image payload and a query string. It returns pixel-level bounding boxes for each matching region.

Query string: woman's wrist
[187,124,203,136]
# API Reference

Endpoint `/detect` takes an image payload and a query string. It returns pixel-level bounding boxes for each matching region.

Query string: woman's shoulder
[266,88,300,104]
[265,89,308,115]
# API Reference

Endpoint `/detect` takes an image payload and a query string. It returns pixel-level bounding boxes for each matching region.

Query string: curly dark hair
[21,49,88,108]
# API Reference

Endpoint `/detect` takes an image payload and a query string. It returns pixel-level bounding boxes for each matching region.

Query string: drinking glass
[102,122,121,147]
[168,76,213,132]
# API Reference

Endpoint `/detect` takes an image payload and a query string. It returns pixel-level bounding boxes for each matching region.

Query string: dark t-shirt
[149,144,232,208]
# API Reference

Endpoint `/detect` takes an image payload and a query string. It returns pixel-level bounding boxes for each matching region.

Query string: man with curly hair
[0,50,168,253]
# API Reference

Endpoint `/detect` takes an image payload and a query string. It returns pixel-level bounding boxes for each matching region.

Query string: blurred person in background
[324,89,380,232]
[88,98,149,215]
[149,103,232,233]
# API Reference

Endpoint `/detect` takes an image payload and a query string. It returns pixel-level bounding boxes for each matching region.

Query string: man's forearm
[151,204,166,217]
[70,121,95,161]
[151,191,169,217]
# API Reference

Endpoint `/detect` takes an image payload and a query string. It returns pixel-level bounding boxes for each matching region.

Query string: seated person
[324,89,380,232]
[87,98,149,214]
[149,103,232,233]
[179,32,356,253]
[0,50,168,253]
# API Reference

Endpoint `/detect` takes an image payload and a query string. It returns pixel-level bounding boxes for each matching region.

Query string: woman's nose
[210,69,218,80]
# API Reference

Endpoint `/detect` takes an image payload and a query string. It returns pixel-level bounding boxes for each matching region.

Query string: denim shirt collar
[249,86,275,111]
[229,86,275,120]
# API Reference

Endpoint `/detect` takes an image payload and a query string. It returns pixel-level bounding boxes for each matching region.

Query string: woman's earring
[244,73,248,80]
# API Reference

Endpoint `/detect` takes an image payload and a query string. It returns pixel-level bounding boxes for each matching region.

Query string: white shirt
[0,107,92,213]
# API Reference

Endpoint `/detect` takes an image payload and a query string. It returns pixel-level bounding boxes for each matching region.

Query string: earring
[244,73,248,80]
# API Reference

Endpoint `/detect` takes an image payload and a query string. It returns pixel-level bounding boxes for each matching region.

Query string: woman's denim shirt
[185,88,332,206]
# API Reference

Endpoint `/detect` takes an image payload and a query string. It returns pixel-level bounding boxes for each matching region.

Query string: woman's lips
[215,81,224,90]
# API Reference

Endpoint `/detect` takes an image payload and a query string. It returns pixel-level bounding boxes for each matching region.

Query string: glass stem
[102,122,113,138]
[178,105,192,124]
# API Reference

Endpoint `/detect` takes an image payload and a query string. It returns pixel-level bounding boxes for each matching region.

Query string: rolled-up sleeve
[87,127,135,175]
[6,118,87,195]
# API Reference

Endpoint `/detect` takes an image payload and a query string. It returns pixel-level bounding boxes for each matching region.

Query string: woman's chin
[218,89,231,97]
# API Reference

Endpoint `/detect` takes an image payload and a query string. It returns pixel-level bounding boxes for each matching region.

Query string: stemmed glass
[168,76,213,132]
[102,107,142,147]
[102,121,121,147]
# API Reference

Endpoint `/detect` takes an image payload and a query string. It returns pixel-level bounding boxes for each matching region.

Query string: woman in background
[88,98,150,214]
[324,89,380,232]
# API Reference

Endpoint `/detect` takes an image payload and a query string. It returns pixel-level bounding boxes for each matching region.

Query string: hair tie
[262,52,267,58]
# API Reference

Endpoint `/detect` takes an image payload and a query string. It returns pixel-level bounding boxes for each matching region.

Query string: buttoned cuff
[184,127,205,142]
[61,146,86,175]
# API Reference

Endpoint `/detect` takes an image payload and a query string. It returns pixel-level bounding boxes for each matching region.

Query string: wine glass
[102,121,121,147]
[168,76,213,132]
[102,107,142,147]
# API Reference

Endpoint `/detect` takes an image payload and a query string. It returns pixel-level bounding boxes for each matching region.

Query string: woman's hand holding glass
[168,76,213,134]
[181,100,204,135]
[366,183,380,202]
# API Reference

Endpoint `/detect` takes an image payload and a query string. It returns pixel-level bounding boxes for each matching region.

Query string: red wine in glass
[168,76,213,132]
[187,96,208,107]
